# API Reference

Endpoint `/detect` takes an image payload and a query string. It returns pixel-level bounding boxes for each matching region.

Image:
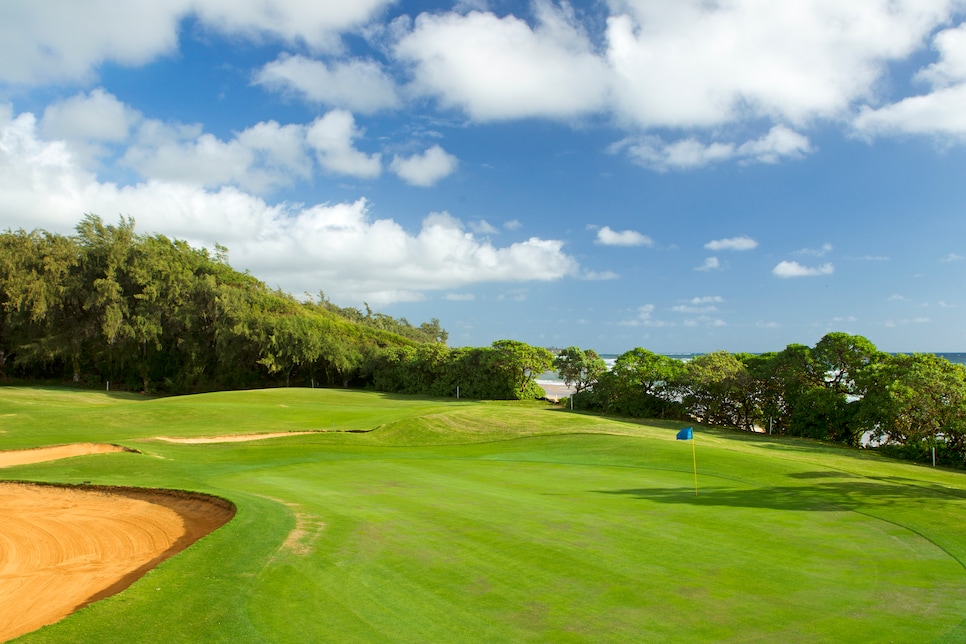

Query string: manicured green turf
[4,386,966,642]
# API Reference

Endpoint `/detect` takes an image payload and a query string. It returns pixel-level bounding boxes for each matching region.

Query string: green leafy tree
[553,346,607,394]
[490,340,554,399]
[858,353,966,459]
[588,348,685,418]
[682,351,756,429]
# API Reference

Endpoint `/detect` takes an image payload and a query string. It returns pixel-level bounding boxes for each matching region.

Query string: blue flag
[676,426,693,441]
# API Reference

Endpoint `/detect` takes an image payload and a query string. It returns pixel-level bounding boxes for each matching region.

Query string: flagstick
[691,436,698,497]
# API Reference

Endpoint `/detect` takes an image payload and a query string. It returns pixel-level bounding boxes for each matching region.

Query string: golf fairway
[2,387,966,642]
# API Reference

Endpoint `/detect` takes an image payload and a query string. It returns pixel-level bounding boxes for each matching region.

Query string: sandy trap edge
[0,480,236,641]
[0,442,139,468]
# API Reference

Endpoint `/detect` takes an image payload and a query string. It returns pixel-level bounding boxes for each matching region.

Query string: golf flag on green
[676,426,698,496]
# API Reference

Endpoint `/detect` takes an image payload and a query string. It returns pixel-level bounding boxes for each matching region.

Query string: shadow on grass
[594,479,966,512]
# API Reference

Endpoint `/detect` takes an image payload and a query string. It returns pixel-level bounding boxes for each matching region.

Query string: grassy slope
[2,386,966,643]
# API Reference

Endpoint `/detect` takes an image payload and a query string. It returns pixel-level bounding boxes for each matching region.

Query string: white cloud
[605,0,954,128]
[389,145,459,186]
[691,296,724,304]
[192,0,396,51]
[886,317,933,327]
[595,225,653,246]
[582,269,620,280]
[39,89,144,169]
[618,303,668,327]
[0,0,395,85]
[794,243,833,257]
[395,3,610,121]
[695,256,721,271]
[123,118,313,194]
[40,88,141,144]
[705,235,758,252]
[254,55,400,114]
[941,252,965,262]
[445,293,477,301]
[0,104,579,305]
[773,260,835,278]
[305,110,382,179]
[855,84,966,138]
[470,220,499,235]
[855,23,966,138]
[615,126,812,171]
[756,321,781,329]
[504,219,523,231]
[673,304,716,314]
[918,23,966,88]
[674,296,724,314]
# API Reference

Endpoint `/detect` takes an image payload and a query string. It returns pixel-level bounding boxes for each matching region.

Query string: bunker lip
[154,431,322,443]
[0,443,139,468]
[0,481,235,642]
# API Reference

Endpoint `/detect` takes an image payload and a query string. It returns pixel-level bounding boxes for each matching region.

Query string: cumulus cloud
[773,261,835,278]
[389,144,459,186]
[0,104,579,305]
[194,0,395,51]
[123,118,313,194]
[40,88,141,144]
[39,89,143,168]
[695,257,721,271]
[705,236,758,252]
[605,0,952,128]
[38,95,385,193]
[595,225,653,246]
[0,0,395,85]
[395,2,610,121]
[582,269,620,280]
[618,304,668,327]
[614,126,813,170]
[254,55,400,113]
[305,109,382,179]
[794,243,833,257]
[855,23,966,138]
[674,296,725,315]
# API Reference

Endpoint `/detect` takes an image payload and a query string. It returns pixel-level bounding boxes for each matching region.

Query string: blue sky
[2,1,966,353]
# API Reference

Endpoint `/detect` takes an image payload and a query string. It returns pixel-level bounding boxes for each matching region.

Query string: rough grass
[3,386,966,643]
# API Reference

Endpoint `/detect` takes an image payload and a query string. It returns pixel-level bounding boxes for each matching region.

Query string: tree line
[555,336,966,466]
[0,216,444,393]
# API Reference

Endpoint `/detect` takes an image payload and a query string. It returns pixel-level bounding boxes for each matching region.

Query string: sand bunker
[0,443,136,469]
[155,431,319,444]
[0,483,235,641]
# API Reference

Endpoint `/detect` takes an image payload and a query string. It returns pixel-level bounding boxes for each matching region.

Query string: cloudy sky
[2,0,966,353]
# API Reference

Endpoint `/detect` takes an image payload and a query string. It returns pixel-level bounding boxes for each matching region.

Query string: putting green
[216,443,966,643]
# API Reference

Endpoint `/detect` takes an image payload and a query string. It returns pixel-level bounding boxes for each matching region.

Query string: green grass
[3,386,966,642]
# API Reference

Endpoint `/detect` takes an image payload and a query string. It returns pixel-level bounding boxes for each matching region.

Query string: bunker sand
[0,483,234,641]
[0,443,136,468]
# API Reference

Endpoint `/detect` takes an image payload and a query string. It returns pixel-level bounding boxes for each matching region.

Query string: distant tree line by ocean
[4,217,965,467]
[555,337,966,466]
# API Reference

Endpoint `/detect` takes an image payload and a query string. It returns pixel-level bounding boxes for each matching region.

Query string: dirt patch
[155,431,320,444]
[0,443,137,468]
[0,482,235,641]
